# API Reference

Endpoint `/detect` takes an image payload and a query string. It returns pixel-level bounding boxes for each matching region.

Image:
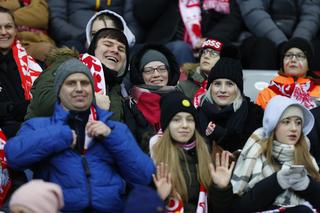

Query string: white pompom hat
[263,95,314,137]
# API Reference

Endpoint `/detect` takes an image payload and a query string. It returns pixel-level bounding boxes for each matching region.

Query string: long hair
[152,129,212,201]
[259,132,320,181]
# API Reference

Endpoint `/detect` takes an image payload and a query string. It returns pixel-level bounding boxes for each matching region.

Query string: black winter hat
[206,57,243,92]
[160,92,199,131]
[280,37,314,73]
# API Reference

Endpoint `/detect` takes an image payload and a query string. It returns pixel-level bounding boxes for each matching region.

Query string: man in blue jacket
[5,58,155,212]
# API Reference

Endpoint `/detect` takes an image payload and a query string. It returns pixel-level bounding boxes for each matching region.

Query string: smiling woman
[0,9,16,54]
[197,57,263,153]
[256,37,320,110]
[123,44,180,151]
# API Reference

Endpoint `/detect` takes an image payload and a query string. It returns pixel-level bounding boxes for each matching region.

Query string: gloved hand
[290,168,310,191]
[277,165,292,189]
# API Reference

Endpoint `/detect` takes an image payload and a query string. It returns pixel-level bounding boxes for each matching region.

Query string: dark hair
[87,28,128,56]
[0,6,16,24]
[92,13,124,31]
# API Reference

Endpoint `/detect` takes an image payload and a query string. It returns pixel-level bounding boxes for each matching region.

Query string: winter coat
[237,0,320,45]
[0,0,55,61]
[0,51,29,138]
[25,49,79,120]
[256,75,320,109]
[124,44,180,151]
[132,0,243,44]
[177,64,206,99]
[198,97,263,153]
[5,103,155,212]
[309,106,320,167]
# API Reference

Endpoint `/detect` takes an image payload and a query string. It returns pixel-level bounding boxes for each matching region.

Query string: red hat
[201,39,223,53]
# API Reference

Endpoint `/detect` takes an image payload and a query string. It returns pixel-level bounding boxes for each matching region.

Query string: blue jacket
[5,103,155,212]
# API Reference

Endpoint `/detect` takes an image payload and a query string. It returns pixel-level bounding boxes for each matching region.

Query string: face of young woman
[0,12,16,55]
[275,116,302,145]
[169,112,195,143]
[210,79,238,107]
[142,61,169,86]
[283,47,309,77]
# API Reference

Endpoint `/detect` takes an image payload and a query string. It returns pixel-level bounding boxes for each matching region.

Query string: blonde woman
[151,92,235,213]
[232,95,320,212]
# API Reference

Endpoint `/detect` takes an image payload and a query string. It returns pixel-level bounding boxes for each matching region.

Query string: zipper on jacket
[81,156,92,211]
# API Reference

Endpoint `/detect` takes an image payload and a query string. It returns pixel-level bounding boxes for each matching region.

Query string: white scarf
[231,128,317,208]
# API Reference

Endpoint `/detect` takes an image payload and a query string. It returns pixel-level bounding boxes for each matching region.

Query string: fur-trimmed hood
[130,44,180,86]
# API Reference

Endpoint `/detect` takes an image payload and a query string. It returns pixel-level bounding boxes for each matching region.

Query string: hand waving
[152,162,172,200]
[210,151,235,188]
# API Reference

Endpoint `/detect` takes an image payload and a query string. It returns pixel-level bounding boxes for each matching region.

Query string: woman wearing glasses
[256,37,320,110]
[124,44,180,152]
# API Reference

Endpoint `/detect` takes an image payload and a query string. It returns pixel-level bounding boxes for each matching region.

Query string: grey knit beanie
[139,49,169,71]
[54,58,94,97]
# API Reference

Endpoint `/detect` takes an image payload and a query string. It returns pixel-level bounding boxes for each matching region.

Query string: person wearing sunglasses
[124,44,180,153]
[256,37,320,110]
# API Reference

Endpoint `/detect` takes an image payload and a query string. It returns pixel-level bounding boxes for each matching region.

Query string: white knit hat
[263,95,314,137]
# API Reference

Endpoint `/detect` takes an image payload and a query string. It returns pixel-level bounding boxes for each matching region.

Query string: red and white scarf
[166,184,208,213]
[12,40,43,100]
[83,105,98,154]
[0,129,12,206]
[193,80,208,108]
[179,0,230,48]
[268,80,316,109]
[79,53,106,95]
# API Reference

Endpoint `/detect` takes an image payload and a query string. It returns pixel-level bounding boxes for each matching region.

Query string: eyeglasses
[202,49,219,58]
[143,65,168,75]
[284,53,306,61]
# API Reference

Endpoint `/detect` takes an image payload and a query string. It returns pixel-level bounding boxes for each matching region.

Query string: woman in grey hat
[124,44,180,153]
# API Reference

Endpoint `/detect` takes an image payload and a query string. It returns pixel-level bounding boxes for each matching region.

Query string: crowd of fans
[1,0,320,213]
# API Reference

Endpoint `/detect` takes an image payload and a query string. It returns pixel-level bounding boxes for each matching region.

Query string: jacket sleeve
[295,177,320,210]
[292,0,320,41]
[4,120,73,170]
[232,173,285,212]
[123,0,144,43]
[205,1,244,43]
[208,183,234,213]
[101,120,155,185]
[133,0,170,28]
[13,0,48,29]
[236,0,287,45]
[47,0,83,41]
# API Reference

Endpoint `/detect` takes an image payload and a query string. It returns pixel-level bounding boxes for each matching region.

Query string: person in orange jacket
[256,37,320,110]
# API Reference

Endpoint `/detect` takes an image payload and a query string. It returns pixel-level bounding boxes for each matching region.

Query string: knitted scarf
[268,78,316,109]
[166,184,207,213]
[0,129,12,206]
[11,40,43,100]
[231,128,319,208]
[130,85,176,130]
[179,0,230,48]
[79,53,106,95]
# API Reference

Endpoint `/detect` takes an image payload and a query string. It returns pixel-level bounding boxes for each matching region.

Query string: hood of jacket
[130,44,180,86]
[85,9,136,47]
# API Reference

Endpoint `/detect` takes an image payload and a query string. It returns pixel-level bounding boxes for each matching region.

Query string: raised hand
[152,162,172,200]
[95,92,110,110]
[86,120,111,138]
[210,151,235,188]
